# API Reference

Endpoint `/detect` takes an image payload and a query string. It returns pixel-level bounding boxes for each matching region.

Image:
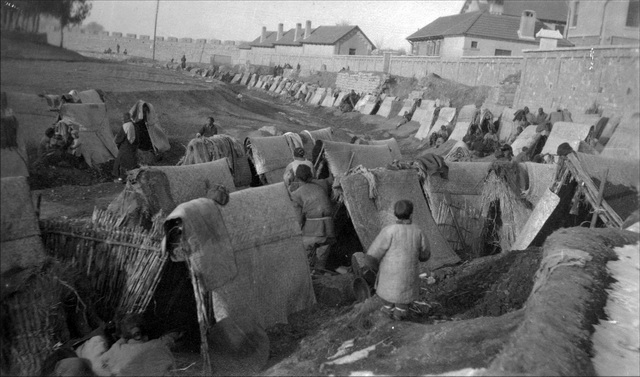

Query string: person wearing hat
[367,200,430,321]
[283,147,315,189]
[288,164,335,271]
[498,144,513,161]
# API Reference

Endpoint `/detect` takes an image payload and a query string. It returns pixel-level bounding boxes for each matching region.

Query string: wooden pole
[590,168,609,228]
[152,0,160,61]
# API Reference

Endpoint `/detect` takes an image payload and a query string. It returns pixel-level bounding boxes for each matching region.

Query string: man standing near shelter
[181,54,186,69]
[196,117,218,138]
[289,165,335,271]
[112,112,138,183]
[283,147,314,188]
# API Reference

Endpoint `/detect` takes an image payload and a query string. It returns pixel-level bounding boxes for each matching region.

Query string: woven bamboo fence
[39,208,168,321]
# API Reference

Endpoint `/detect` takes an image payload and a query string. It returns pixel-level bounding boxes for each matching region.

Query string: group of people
[282,147,430,322]
[38,123,83,168]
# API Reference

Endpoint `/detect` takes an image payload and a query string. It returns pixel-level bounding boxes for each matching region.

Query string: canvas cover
[376,96,397,118]
[397,99,415,118]
[321,89,336,107]
[413,101,437,140]
[129,101,170,154]
[248,135,293,183]
[457,105,478,123]
[58,103,118,167]
[448,121,471,142]
[0,176,46,274]
[309,88,326,106]
[360,95,378,115]
[541,121,593,155]
[601,113,639,161]
[497,107,518,142]
[353,94,371,112]
[77,89,103,104]
[323,141,393,177]
[367,138,402,160]
[341,169,460,270]
[427,107,457,139]
[510,125,541,155]
[333,92,347,108]
[164,183,315,328]
[231,73,242,84]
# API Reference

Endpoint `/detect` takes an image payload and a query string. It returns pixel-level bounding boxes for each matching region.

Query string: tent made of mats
[1,108,29,178]
[321,89,336,107]
[323,141,394,177]
[310,88,327,106]
[497,107,518,142]
[360,95,378,115]
[164,182,316,330]
[58,103,118,167]
[376,96,397,118]
[510,125,541,155]
[247,135,294,183]
[413,101,437,140]
[427,107,457,140]
[4,92,57,144]
[601,113,639,161]
[178,135,252,188]
[107,158,236,224]
[230,73,242,84]
[397,99,415,118]
[333,92,347,107]
[1,176,47,274]
[457,105,478,123]
[541,121,594,155]
[353,94,371,112]
[367,138,402,160]
[129,100,171,154]
[448,121,472,143]
[340,168,460,270]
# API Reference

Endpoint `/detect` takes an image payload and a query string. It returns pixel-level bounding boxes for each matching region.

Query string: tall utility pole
[152,0,160,61]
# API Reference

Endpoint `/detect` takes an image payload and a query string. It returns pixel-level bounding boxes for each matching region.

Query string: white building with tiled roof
[241,20,376,56]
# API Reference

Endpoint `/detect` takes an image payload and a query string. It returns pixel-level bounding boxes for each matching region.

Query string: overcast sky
[84,0,464,50]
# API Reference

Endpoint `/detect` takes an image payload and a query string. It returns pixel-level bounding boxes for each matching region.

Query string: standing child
[367,200,430,320]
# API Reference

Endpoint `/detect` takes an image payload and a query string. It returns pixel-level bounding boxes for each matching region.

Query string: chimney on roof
[277,23,283,41]
[518,10,537,40]
[260,26,267,43]
[488,0,503,15]
[294,23,302,41]
[304,20,311,39]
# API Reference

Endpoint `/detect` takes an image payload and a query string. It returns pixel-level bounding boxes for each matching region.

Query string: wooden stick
[346,151,356,172]
[590,168,609,228]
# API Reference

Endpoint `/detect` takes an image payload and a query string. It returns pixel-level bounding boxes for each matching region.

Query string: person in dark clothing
[197,117,218,138]
[112,112,138,183]
[133,104,154,153]
[181,54,186,69]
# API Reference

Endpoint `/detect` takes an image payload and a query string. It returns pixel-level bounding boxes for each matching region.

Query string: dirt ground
[3,34,540,375]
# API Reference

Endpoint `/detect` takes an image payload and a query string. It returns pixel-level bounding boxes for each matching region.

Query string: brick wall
[515,45,639,119]
[335,72,385,93]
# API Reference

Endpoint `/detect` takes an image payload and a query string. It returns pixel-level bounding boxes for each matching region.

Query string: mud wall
[514,45,640,119]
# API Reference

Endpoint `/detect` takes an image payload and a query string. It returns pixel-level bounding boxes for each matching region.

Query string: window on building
[495,49,512,56]
[627,0,639,27]
[349,48,356,55]
[471,41,478,48]
[435,40,441,56]
[571,1,579,27]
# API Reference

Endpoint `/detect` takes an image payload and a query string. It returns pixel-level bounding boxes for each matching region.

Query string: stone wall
[485,83,519,107]
[335,72,385,93]
[388,56,523,87]
[515,45,639,119]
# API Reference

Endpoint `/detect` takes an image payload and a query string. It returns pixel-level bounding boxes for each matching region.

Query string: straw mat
[323,141,393,177]
[249,135,293,175]
[510,125,540,154]
[541,122,593,155]
[341,169,460,270]
[425,162,492,196]
[368,138,402,160]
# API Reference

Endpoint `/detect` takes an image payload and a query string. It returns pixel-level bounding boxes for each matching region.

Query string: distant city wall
[515,45,639,119]
[46,29,241,65]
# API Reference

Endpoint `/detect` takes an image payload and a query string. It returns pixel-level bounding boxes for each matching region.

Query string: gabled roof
[407,11,573,47]
[460,0,569,24]
[248,25,375,49]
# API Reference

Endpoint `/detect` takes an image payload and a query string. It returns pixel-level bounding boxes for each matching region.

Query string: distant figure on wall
[117,44,120,54]
[181,54,186,69]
